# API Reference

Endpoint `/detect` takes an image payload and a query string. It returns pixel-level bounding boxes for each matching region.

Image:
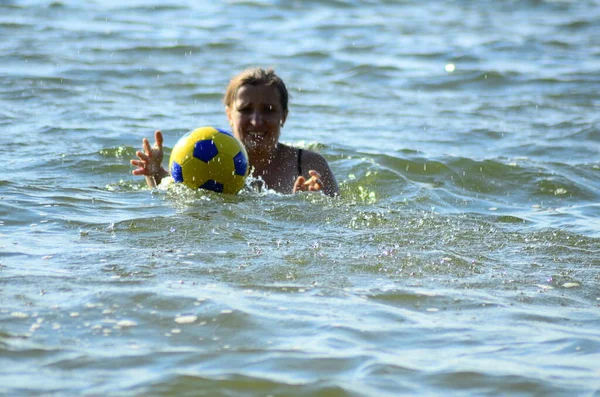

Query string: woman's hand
[293,170,324,193]
[130,130,169,188]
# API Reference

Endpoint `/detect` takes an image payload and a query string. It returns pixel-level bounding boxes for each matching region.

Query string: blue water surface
[1,1,599,396]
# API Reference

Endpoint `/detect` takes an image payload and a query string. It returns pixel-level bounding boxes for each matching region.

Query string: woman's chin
[244,138,276,153]
[243,138,262,150]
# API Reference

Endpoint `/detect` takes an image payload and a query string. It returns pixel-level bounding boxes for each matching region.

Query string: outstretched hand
[130,130,168,187]
[293,170,324,193]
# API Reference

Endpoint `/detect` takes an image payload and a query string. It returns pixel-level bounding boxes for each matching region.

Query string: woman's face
[226,84,287,154]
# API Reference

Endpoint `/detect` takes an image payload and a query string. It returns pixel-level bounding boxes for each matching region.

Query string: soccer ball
[169,126,249,194]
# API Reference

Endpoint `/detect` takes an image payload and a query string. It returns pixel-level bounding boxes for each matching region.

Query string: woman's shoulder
[279,143,324,159]
[278,144,326,168]
[298,146,328,167]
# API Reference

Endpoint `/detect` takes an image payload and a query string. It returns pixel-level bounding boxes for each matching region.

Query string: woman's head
[223,67,289,112]
[225,68,289,155]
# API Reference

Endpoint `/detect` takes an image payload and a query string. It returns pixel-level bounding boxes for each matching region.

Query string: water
[1,0,599,395]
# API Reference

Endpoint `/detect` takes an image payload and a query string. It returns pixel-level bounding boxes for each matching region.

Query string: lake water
[1,0,599,395]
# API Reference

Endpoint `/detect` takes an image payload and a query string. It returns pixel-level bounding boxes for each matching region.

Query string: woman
[131,67,339,197]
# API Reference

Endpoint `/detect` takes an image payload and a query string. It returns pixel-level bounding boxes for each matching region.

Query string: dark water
[1,1,599,396]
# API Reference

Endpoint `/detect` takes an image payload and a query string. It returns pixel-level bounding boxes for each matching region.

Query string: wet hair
[223,67,289,112]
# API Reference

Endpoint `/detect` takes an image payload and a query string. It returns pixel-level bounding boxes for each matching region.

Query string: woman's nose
[250,111,263,125]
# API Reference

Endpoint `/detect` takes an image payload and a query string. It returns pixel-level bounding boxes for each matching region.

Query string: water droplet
[116,320,137,328]
[175,315,198,324]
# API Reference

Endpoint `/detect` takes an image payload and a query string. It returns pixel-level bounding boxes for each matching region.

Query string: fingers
[131,153,150,175]
[155,130,163,149]
[131,131,162,179]
[305,179,321,190]
[135,150,149,162]
[306,170,323,191]
[294,170,324,193]
[142,138,152,155]
[131,159,148,175]
[293,176,306,193]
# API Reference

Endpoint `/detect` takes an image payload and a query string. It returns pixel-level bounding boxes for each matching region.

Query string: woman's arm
[130,130,169,188]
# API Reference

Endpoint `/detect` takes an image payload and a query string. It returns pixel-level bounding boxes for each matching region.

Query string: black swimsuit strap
[297,148,303,176]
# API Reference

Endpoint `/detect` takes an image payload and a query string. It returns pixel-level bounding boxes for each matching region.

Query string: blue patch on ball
[200,179,224,193]
[233,151,248,176]
[193,140,219,163]
[171,161,184,183]
[216,128,234,137]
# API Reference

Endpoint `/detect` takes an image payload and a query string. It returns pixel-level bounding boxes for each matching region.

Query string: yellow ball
[168,126,249,194]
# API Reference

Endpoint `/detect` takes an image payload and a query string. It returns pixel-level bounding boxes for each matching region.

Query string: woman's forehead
[235,84,281,104]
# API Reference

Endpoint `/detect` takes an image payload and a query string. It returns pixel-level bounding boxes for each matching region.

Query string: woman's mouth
[243,131,267,149]
[247,131,266,138]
